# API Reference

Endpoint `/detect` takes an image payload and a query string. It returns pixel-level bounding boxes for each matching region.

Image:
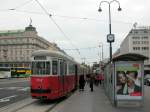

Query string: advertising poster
[116,62,142,100]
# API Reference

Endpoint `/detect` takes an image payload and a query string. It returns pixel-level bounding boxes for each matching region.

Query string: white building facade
[0,25,60,68]
[119,26,150,73]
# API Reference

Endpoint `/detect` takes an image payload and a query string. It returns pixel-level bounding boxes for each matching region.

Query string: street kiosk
[104,53,148,107]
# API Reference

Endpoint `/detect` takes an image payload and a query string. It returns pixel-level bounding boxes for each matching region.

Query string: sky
[0,0,150,65]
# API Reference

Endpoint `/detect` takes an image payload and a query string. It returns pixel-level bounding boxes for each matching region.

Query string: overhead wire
[9,0,34,10]
[0,0,124,63]
[0,3,133,25]
[64,45,101,64]
[10,9,45,15]
[34,0,81,57]
[0,0,99,63]
[4,8,133,25]
[63,46,98,51]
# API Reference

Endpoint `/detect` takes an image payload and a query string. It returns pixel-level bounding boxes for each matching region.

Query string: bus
[11,67,31,78]
[0,67,11,78]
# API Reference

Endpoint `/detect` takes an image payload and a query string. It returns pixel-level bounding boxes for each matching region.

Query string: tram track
[0,89,75,112]
[45,102,59,112]
[0,98,36,112]
[11,98,64,112]
[16,93,74,112]
[0,97,67,112]
[13,102,56,112]
[11,100,37,112]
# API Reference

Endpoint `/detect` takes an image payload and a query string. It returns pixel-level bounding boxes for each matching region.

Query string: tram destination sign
[34,56,46,60]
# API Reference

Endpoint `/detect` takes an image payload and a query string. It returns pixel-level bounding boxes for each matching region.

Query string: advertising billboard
[116,62,142,100]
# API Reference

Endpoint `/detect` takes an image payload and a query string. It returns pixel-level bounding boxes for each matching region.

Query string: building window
[134,31,138,34]
[20,50,22,55]
[141,41,149,44]
[133,41,140,44]
[132,37,140,39]
[142,47,149,50]
[27,50,29,55]
[133,47,140,50]
[142,36,148,39]
[144,30,148,33]
[27,38,29,43]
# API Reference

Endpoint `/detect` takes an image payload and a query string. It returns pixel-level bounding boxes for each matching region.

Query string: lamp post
[99,42,104,61]
[81,57,86,64]
[98,0,121,61]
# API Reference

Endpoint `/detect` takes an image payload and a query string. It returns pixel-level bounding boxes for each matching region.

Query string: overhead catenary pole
[99,42,104,61]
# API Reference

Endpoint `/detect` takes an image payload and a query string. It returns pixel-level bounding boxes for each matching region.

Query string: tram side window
[46,62,50,74]
[72,64,75,74]
[52,60,58,75]
[64,62,67,75]
[69,64,75,75]
[32,61,51,75]
[37,62,45,74]
[69,64,72,74]
[60,60,64,76]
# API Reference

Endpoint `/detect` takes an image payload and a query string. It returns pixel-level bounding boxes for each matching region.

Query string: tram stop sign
[107,34,115,42]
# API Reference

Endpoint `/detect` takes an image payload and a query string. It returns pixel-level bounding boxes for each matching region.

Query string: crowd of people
[78,70,141,96]
[79,73,104,92]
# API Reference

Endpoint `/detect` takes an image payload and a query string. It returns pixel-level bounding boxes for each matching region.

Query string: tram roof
[112,53,148,61]
[32,50,76,62]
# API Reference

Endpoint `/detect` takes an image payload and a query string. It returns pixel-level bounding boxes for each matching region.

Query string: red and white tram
[30,50,85,100]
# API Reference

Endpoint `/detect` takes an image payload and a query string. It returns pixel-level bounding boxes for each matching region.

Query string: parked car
[144,78,150,86]
[145,74,150,79]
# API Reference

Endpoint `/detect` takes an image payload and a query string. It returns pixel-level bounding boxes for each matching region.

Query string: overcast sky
[0,0,150,65]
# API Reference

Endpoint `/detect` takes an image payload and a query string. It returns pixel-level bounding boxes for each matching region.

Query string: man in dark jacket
[90,75,94,92]
[79,75,85,91]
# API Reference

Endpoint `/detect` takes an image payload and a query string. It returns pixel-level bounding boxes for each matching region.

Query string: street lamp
[99,42,103,61]
[98,0,122,61]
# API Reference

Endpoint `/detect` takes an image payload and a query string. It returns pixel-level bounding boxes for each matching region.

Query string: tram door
[59,59,65,96]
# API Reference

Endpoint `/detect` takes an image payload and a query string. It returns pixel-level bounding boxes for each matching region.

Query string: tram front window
[32,61,50,75]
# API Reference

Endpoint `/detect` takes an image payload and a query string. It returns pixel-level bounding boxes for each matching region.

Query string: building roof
[0,30,24,35]
[112,53,148,61]
[0,25,36,36]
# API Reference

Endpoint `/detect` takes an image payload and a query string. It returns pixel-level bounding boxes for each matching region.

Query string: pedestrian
[90,75,94,92]
[79,75,85,91]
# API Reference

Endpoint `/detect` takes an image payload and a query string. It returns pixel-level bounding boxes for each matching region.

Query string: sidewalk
[50,83,144,112]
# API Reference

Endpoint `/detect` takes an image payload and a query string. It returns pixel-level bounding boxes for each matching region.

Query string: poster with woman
[116,62,142,100]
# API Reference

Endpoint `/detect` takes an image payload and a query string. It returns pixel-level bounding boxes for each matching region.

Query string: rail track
[0,95,71,112]
[0,98,59,112]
